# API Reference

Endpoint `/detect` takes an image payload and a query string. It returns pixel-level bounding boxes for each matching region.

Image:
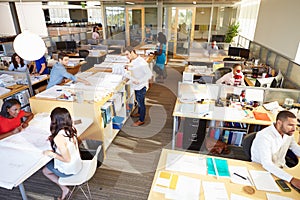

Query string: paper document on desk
[165,153,207,175]
[249,170,280,192]
[229,166,252,186]
[266,193,293,200]
[153,171,201,200]
[202,181,228,200]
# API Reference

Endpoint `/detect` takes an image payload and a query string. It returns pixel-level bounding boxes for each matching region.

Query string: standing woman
[8,53,28,72]
[42,107,82,200]
[154,32,167,82]
[92,26,100,40]
[0,99,33,140]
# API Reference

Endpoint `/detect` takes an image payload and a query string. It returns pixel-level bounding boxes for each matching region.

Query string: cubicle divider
[237,35,300,89]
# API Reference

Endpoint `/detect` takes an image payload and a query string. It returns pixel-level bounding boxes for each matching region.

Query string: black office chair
[242,132,257,161]
[79,49,89,58]
[213,67,232,83]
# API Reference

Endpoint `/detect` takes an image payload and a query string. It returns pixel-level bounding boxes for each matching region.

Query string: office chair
[58,144,102,200]
[79,49,90,58]
[213,67,232,83]
[241,132,257,161]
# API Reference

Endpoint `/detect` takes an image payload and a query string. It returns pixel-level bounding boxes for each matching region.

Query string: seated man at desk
[0,99,33,140]
[207,41,219,50]
[251,110,300,189]
[47,53,90,89]
[216,64,245,86]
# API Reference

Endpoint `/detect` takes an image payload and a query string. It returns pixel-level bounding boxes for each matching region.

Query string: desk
[148,149,300,200]
[0,113,93,200]
[172,99,275,150]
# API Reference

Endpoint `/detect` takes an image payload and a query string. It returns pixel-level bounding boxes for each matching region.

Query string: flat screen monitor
[228,47,240,57]
[239,48,250,59]
[56,41,67,51]
[211,35,225,42]
[66,41,76,51]
[2,42,15,56]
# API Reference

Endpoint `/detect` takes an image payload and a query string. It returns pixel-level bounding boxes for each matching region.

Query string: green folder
[207,157,230,177]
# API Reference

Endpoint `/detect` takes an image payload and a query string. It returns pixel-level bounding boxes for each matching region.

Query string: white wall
[15,2,48,37]
[0,2,17,36]
[254,0,300,60]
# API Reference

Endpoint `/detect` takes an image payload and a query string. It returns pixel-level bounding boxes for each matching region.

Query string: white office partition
[0,2,16,36]
[15,2,48,37]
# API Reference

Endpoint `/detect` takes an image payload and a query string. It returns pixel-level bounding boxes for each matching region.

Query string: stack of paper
[153,171,201,200]
[249,170,280,192]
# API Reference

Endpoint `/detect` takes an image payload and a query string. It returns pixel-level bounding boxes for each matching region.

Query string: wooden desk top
[148,149,300,200]
[173,99,275,126]
[184,66,215,77]
[244,76,255,87]
[0,84,28,99]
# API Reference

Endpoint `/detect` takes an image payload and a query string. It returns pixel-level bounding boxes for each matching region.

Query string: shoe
[132,121,145,127]
[130,113,140,118]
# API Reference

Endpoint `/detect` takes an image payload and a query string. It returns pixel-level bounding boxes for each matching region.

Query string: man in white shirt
[216,64,245,86]
[251,110,300,189]
[124,46,152,127]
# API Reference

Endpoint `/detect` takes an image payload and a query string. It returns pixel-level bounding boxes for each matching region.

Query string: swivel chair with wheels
[242,132,257,161]
[213,67,232,83]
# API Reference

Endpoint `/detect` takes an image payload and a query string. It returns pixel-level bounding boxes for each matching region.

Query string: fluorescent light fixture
[193,1,196,4]
[126,1,135,4]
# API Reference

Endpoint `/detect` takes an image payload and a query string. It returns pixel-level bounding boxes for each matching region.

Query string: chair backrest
[213,67,232,83]
[79,49,90,58]
[242,132,257,161]
[58,144,102,186]
[85,144,102,182]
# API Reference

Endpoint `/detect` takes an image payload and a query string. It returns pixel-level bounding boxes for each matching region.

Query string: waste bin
[79,140,103,168]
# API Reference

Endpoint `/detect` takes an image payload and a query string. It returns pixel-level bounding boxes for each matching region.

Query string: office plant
[225,22,240,43]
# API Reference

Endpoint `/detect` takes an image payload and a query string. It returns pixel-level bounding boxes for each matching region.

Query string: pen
[233,172,246,180]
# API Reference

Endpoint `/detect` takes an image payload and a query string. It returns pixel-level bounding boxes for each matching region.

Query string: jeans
[135,87,146,122]
[46,160,73,177]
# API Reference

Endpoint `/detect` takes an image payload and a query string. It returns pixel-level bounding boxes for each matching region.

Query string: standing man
[251,110,300,190]
[47,53,90,89]
[124,46,152,127]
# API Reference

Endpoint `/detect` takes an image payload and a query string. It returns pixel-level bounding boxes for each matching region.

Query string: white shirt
[127,56,152,90]
[54,130,82,175]
[216,72,245,86]
[251,124,300,182]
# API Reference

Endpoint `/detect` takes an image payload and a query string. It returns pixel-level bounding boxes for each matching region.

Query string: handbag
[205,137,230,155]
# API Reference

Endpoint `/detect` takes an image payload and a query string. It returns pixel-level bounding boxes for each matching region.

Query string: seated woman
[42,107,82,200]
[216,64,246,86]
[8,53,29,72]
[0,99,34,140]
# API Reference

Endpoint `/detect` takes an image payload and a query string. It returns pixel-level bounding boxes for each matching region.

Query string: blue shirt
[35,56,49,74]
[47,62,77,89]
[8,61,29,72]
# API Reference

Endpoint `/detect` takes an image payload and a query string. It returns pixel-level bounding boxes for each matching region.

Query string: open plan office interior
[1,0,300,199]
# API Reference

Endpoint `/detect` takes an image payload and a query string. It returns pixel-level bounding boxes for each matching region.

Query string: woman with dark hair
[154,32,167,82]
[42,107,82,200]
[0,99,33,139]
[8,53,28,72]
[92,26,100,40]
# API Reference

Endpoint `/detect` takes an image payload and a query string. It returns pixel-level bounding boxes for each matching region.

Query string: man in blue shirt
[34,56,49,75]
[47,53,90,89]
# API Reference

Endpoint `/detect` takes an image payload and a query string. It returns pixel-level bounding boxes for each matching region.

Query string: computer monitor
[56,41,67,51]
[239,48,250,59]
[255,77,275,88]
[211,35,225,42]
[228,47,240,57]
[66,41,77,51]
